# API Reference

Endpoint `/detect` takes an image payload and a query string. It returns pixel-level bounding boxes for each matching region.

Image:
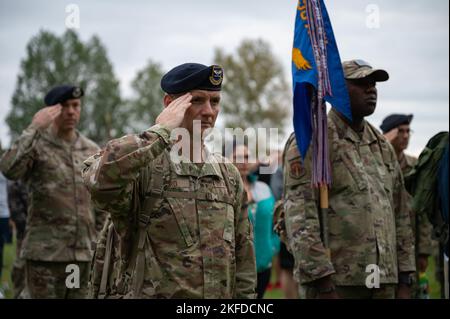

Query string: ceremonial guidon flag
[292,0,351,186]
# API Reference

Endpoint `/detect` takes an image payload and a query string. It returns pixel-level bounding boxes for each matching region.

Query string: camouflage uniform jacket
[399,153,417,175]
[82,124,257,299]
[399,153,433,256]
[0,125,100,262]
[283,109,416,286]
[7,179,28,226]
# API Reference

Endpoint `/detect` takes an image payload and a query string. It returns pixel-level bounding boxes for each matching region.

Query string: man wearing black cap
[381,114,417,173]
[283,60,416,299]
[0,85,102,298]
[82,63,257,298]
[381,114,434,297]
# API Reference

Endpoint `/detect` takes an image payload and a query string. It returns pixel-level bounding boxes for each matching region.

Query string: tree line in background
[6,30,291,146]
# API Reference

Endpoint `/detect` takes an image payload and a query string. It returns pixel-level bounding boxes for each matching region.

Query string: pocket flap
[166,198,195,247]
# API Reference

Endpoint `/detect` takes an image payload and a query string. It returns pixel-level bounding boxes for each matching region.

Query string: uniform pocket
[339,151,367,191]
[223,204,235,243]
[382,162,395,195]
[166,198,195,248]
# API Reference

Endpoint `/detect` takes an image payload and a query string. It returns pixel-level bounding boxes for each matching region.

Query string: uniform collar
[42,126,80,148]
[40,126,97,152]
[329,108,378,145]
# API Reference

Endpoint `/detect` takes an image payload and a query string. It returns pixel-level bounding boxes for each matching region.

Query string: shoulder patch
[289,158,304,180]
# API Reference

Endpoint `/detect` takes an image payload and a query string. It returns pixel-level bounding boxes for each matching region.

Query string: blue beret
[380,114,413,133]
[44,85,84,106]
[161,63,223,94]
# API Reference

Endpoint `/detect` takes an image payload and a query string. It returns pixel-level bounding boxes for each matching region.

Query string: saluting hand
[383,128,399,144]
[30,104,62,130]
[155,93,192,130]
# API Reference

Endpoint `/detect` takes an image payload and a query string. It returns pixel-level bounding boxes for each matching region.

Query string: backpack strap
[98,222,115,299]
[124,153,167,298]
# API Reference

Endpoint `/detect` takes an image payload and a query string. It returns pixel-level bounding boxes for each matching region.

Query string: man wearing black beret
[83,63,257,298]
[0,85,103,298]
[381,114,416,172]
[381,114,434,298]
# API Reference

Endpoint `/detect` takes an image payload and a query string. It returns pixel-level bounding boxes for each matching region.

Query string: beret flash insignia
[209,65,223,86]
[72,87,82,98]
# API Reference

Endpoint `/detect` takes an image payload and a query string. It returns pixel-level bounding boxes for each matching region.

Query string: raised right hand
[155,93,192,130]
[383,127,399,143]
[30,104,62,130]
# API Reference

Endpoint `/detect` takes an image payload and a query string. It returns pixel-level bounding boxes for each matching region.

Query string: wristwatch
[398,272,413,286]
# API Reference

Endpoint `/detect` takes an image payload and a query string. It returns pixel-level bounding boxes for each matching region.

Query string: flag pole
[319,184,330,257]
[292,0,350,258]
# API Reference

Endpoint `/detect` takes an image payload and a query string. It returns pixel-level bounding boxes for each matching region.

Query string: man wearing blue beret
[0,85,103,298]
[82,63,257,298]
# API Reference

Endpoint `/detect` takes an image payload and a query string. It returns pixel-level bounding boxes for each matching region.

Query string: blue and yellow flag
[292,0,351,159]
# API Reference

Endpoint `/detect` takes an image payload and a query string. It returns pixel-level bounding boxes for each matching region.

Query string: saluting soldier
[82,63,257,299]
[0,85,103,298]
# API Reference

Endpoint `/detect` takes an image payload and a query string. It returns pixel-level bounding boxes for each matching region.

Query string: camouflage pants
[12,237,25,298]
[300,284,396,299]
[12,256,25,298]
[25,260,90,299]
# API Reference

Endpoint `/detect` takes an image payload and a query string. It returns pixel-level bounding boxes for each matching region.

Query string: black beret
[161,63,223,94]
[380,114,414,133]
[44,85,84,106]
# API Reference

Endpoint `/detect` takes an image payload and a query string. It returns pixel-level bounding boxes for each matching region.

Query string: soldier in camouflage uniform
[82,63,257,299]
[381,114,434,297]
[7,179,28,298]
[381,114,418,174]
[283,60,416,299]
[0,85,103,298]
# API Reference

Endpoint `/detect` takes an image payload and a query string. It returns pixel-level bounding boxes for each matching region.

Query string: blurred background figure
[0,146,13,299]
[381,114,417,172]
[405,131,449,299]
[7,179,28,298]
[231,143,280,299]
[269,150,299,299]
[381,114,435,298]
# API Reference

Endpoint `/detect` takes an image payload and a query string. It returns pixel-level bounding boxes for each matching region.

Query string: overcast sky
[0,0,448,155]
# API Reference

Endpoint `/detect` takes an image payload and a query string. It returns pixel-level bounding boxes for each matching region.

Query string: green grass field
[1,239,444,299]
[1,238,15,299]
